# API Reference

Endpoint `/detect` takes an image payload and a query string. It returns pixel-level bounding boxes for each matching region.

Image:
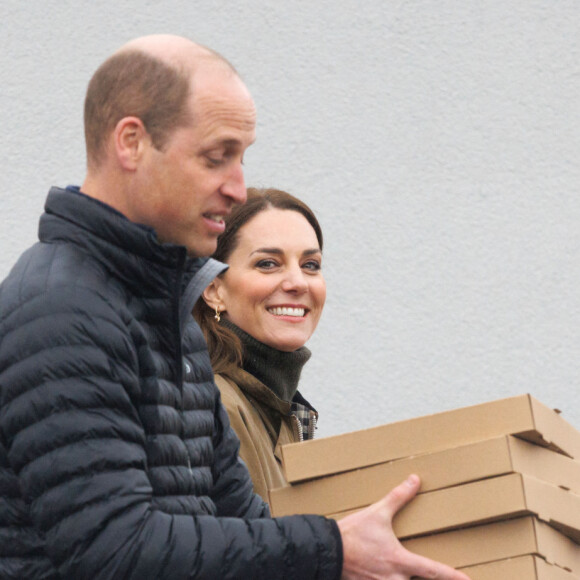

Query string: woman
[194,187,326,503]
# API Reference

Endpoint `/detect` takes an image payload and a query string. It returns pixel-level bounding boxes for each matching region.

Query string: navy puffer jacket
[0,187,342,579]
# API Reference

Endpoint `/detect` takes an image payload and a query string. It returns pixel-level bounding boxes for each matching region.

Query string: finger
[377,474,421,519]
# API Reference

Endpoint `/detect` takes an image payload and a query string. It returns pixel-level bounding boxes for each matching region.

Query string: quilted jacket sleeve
[210,396,271,519]
[0,282,342,580]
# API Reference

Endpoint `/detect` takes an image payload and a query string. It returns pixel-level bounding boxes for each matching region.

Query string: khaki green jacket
[215,369,308,505]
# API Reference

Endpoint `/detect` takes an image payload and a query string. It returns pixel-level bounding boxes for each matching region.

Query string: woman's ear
[202,280,224,310]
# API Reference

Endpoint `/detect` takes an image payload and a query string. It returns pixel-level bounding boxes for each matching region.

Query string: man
[0,35,469,579]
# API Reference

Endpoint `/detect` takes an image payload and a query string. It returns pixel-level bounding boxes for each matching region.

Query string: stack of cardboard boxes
[269,394,580,579]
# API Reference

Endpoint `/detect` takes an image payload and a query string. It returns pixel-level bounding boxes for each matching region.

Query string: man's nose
[221,162,247,205]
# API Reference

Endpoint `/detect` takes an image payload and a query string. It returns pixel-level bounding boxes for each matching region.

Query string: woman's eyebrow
[250,247,283,256]
[250,247,321,257]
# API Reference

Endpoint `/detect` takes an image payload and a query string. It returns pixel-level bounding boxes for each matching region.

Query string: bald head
[84,34,238,169]
[119,34,235,73]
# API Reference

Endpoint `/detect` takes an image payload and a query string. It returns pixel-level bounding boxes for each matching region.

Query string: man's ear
[202,280,225,310]
[113,116,149,171]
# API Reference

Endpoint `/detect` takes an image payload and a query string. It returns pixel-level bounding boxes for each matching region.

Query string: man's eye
[206,156,223,166]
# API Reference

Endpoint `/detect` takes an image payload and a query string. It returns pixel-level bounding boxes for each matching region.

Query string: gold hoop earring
[214,307,221,323]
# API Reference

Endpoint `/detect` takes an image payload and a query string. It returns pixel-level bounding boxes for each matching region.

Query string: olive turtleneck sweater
[221,319,311,403]
[212,320,319,502]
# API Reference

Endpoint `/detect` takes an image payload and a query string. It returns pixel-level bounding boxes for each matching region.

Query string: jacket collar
[39,186,226,311]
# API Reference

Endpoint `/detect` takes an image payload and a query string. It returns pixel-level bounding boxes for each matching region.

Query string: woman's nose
[281,267,308,293]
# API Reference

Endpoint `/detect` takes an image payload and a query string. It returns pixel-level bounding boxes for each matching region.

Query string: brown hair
[84,49,192,168]
[194,187,324,374]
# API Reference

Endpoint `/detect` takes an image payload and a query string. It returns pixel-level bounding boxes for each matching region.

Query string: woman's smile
[212,208,326,351]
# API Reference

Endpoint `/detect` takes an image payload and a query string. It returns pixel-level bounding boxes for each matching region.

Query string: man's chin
[185,240,218,259]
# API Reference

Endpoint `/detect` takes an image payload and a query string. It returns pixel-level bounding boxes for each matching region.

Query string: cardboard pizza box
[327,473,580,543]
[281,394,580,484]
[270,435,580,517]
[459,554,579,580]
[402,516,580,572]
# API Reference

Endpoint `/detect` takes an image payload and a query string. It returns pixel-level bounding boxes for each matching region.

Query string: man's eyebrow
[207,137,256,149]
[204,139,240,149]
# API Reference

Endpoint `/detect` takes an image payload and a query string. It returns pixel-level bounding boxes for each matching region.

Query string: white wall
[2,1,579,437]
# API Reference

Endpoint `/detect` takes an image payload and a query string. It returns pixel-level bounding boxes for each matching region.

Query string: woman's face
[213,208,326,352]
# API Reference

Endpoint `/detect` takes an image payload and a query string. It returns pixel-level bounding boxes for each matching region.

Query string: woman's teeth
[268,307,305,317]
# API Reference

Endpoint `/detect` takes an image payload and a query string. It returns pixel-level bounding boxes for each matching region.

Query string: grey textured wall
[2,1,580,437]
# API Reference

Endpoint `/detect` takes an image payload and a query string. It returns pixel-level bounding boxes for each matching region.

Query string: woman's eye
[255,259,278,269]
[303,260,322,271]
